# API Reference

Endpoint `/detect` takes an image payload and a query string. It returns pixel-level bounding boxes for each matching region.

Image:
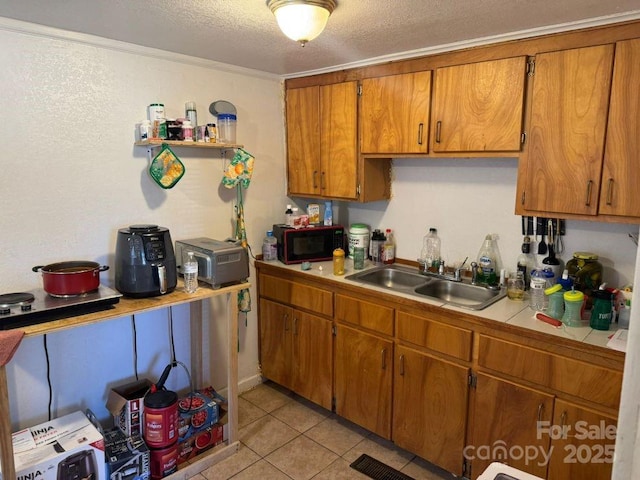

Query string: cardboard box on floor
[0,410,105,480]
[106,379,152,437]
[104,427,150,480]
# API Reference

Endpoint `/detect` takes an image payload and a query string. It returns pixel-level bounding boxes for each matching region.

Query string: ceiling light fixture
[267,0,337,46]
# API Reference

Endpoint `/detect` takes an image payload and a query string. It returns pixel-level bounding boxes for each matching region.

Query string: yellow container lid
[564,290,584,302]
[545,284,563,295]
[572,251,599,260]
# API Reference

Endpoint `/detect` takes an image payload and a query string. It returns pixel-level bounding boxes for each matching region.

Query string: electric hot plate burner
[0,285,121,330]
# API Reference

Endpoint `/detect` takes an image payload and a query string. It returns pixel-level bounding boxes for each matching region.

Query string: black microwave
[273,224,345,264]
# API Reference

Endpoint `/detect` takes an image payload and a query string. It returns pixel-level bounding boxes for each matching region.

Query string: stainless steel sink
[346,265,427,289]
[413,279,506,310]
[345,265,506,310]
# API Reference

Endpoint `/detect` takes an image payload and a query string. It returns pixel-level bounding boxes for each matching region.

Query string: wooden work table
[0,280,249,479]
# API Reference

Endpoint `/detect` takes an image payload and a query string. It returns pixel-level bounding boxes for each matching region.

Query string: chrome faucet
[470,261,479,285]
[421,257,468,282]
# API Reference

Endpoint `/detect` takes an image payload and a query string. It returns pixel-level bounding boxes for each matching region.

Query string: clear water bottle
[530,269,548,311]
[420,228,441,272]
[262,230,278,261]
[183,251,198,294]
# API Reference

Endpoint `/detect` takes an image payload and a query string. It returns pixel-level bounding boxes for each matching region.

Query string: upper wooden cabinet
[598,38,640,218]
[286,85,321,197]
[517,44,614,216]
[286,82,358,199]
[431,56,527,153]
[286,81,390,201]
[360,71,432,154]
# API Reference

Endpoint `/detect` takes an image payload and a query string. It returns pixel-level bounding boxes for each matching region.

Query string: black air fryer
[57,450,96,480]
[115,225,177,297]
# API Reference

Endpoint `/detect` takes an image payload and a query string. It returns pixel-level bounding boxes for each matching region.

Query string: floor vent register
[350,454,416,480]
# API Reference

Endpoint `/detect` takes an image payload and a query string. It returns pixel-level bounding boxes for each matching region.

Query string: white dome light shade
[268,0,336,45]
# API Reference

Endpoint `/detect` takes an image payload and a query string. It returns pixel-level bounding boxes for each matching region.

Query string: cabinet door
[259,299,293,389]
[292,310,333,410]
[469,373,553,479]
[320,81,358,199]
[520,45,614,215]
[599,38,640,218]
[393,345,469,476]
[546,399,616,480]
[286,86,321,196]
[334,324,393,439]
[360,71,431,154]
[432,56,527,152]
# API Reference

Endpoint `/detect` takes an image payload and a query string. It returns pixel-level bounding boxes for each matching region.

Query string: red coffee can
[144,389,178,449]
[149,441,178,479]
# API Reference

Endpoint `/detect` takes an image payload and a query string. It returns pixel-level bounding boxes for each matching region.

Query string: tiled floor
[189,381,454,480]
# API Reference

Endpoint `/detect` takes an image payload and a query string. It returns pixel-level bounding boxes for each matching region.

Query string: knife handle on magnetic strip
[536,312,563,327]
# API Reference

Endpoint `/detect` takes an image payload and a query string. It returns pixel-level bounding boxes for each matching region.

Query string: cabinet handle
[417,123,424,145]
[293,317,298,336]
[521,190,526,205]
[381,349,387,370]
[606,178,614,205]
[313,171,318,189]
[399,354,405,376]
[435,121,442,143]
[283,313,289,332]
[321,171,326,190]
[585,180,593,206]
[537,403,544,422]
[560,410,567,427]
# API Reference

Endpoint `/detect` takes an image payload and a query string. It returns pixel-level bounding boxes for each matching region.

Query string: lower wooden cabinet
[334,323,393,439]
[256,265,623,480]
[546,399,616,480]
[468,373,553,479]
[259,298,333,409]
[392,345,470,476]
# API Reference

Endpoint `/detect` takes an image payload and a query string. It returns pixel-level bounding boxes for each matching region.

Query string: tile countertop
[259,258,622,352]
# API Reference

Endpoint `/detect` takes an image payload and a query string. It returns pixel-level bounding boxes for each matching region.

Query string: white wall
[1,21,287,429]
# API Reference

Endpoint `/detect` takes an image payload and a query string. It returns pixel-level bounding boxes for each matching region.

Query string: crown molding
[284,10,640,78]
[0,16,281,81]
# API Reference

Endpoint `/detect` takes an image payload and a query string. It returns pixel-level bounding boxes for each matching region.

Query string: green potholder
[149,144,185,189]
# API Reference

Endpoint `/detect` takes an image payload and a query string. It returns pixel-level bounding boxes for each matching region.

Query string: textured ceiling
[1,0,639,76]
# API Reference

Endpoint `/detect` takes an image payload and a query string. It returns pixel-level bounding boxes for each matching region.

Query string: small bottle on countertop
[370,229,385,264]
[285,204,294,226]
[333,248,345,275]
[516,236,535,289]
[323,201,333,226]
[262,230,278,261]
[183,252,199,294]
[382,229,395,264]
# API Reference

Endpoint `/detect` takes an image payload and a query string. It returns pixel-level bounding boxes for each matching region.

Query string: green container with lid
[562,289,585,327]
[545,284,565,320]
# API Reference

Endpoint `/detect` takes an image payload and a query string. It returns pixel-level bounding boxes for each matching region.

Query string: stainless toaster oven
[175,238,249,288]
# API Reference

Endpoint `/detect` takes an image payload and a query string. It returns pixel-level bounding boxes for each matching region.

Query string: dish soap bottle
[183,252,199,294]
[477,234,500,285]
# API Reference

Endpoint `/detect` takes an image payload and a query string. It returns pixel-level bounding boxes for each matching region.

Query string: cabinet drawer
[335,294,394,336]
[478,335,622,409]
[396,311,472,361]
[259,274,333,316]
